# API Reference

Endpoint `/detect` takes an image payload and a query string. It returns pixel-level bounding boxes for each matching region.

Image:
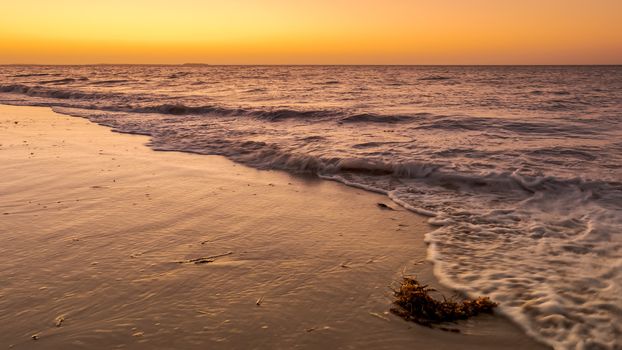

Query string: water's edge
[2,102,551,348]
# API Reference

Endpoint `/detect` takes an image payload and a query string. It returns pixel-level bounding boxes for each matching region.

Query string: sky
[1,0,621,65]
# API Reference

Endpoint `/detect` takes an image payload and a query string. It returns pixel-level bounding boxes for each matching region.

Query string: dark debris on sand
[176,251,233,265]
[377,203,395,210]
[391,277,497,331]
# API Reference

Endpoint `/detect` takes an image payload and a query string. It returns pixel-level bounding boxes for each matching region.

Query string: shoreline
[0,104,548,349]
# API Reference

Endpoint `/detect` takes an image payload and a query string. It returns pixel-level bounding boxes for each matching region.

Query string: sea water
[1,65,621,349]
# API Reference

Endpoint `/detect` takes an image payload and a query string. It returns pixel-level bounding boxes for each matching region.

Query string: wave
[415,115,606,137]
[252,108,336,121]
[38,77,88,85]
[0,83,392,122]
[69,111,616,199]
[314,80,340,85]
[89,79,132,85]
[530,90,572,96]
[103,114,612,202]
[1,82,614,145]
[168,72,191,79]
[419,75,452,81]
[331,158,621,198]
[134,103,236,116]
[135,104,336,121]
[11,73,60,78]
[352,141,408,149]
[340,113,414,124]
[526,146,599,161]
[242,87,267,93]
[0,83,120,100]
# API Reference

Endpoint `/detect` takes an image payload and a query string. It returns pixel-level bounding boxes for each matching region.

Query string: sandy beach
[0,104,547,349]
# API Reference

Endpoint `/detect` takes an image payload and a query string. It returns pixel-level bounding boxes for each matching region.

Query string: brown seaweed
[391,277,497,330]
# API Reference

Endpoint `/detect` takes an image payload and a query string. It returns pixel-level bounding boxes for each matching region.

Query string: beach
[0,104,548,349]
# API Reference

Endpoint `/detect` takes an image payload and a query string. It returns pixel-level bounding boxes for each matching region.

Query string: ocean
[1,65,620,349]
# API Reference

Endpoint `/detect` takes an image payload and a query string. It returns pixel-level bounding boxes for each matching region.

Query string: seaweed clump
[391,277,498,329]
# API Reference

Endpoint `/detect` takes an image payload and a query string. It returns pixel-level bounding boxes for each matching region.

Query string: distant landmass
[182,63,209,66]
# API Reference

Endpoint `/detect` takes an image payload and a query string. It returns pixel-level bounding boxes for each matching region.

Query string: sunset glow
[1,0,621,64]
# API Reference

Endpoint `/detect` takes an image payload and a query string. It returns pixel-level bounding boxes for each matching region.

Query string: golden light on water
[1,0,621,64]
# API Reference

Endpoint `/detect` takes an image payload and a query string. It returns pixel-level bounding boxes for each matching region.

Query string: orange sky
[1,0,621,64]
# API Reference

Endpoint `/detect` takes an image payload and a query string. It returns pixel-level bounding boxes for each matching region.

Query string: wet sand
[0,105,548,349]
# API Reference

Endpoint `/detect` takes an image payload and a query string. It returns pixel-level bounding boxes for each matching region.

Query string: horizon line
[2,63,621,67]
